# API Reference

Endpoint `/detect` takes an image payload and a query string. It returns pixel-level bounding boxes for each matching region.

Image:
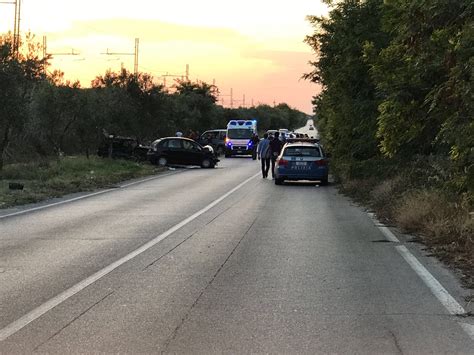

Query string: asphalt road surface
[295,118,319,139]
[0,157,473,354]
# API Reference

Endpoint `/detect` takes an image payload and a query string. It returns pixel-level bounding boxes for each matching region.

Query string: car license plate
[291,162,308,170]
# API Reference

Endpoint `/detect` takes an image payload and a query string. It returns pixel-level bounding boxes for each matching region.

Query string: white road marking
[378,226,400,243]
[0,172,260,342]
[119,172,179,188]
[395,245,466,316]
[0,171,180,220]
[369,212,400,243]
[372,215,473,341]
[459,323,474,341]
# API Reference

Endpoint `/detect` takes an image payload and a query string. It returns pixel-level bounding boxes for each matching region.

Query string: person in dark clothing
[257,133,271,178]
[250,133,260,160]
[269,131,283,178]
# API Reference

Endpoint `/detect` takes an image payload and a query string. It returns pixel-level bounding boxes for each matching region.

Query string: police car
[274,139,329,186]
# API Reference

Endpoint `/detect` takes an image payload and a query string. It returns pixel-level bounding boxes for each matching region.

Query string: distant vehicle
[198,129,226,156]
[278,128,289,139]
[266,129,278,138]
[97,134,149,161]
[147,137,219,168]
[274,140,328,186]
[225,120,257,157]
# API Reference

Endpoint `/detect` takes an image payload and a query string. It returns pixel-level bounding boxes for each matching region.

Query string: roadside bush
[396,189,472,254]
[369,176,403,222]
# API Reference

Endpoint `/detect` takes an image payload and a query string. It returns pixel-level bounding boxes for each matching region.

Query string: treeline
[305,0,473,194]
[0,33,307,170]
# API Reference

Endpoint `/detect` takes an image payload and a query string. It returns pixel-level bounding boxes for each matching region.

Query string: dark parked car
[97,135,149,161]
[147,137,219,168]
[197,129,226,156]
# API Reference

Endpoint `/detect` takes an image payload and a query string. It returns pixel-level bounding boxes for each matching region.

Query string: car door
[164,139,184,164]
[181,140,204,165]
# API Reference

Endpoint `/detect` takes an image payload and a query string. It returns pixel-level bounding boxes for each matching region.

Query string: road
[295,118,319,139]
[0,157,473,353]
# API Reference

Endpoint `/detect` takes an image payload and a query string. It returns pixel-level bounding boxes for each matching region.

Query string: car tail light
[278,158,289,166]
[314,159,328,166]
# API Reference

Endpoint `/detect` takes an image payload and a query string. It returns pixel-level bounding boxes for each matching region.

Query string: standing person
[176,130,183,137]
[189,130,198,141]
[269,131,283,179]
[256,133,271,178]
[250,133,260,160]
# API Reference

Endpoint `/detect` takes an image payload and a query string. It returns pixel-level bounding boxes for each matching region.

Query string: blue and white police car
[274,140,329,186]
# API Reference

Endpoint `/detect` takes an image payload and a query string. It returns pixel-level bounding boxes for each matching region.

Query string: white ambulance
[224,120,257,157]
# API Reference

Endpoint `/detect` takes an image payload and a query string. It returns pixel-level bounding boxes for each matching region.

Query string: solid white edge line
[372,215,474,341]
[395,245,465,316]
[369,212,400,243]
[0,171,180,220]
[119,171,179,188]
[0,171,260,342]
[459,323,474,341]
[378,226,400,243]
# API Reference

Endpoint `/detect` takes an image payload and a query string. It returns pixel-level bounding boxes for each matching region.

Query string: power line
[100,37,139,76]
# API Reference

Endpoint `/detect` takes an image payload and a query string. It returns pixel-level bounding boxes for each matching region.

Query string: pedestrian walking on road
[250,133,260,160]
[257,133,271,178]
[269,131,283,179]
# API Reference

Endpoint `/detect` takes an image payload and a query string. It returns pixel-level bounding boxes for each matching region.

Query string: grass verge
[0,156,164,209]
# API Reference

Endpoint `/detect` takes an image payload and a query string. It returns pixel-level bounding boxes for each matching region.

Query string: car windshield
[284,146,321,157]
[227,129,253,139]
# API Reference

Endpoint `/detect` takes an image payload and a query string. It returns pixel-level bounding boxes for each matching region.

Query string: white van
[225,120,257,157]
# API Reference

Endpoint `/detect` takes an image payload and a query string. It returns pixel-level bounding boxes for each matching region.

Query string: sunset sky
[0,0,328,113]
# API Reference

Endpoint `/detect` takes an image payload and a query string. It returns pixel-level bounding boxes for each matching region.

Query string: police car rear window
[284,146,321,157]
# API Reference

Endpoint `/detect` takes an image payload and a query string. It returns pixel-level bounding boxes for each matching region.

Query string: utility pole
[42,35,47,59]
[101,38,139,76]
[242,94,245,108]
[230,88,233,108]
[251,98,254,107]
[1,0,19,54]
[13,0,20,54]
[185,64,189,81]
[43,36,80,58]
[42,35,47,74]
[161,71,187,88]
[134,38,139,76]
[41,35,82,75]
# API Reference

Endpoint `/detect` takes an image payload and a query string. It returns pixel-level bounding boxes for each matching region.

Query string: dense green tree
[305,0,389,178]
[369,0,473,161]
[171,80,219,133]
[92,68,167,141]
[28,79,82,156]
[0,33,47,169]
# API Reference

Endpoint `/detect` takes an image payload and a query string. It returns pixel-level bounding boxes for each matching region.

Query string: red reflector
[278,158,289,166]
[315,159,328,166]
